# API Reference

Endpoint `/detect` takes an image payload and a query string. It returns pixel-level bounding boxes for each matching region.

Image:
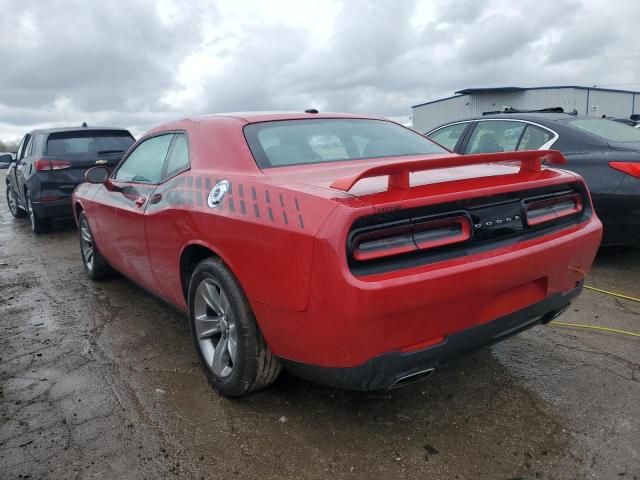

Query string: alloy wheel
[79,217,94,271]
[193,278,237,378]
[27,197,35,231]
[6,187,18,215]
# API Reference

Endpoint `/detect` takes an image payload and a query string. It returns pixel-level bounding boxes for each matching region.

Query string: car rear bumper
[252,217,602,374]
[593,187,640,246]
[279,282,581,390]
[32,196,73,219]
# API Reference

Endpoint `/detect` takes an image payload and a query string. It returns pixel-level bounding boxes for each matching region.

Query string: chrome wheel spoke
[80,227,92,243]
[227,324,237,362]
[211,335,230,376]
[203,281,224,315]
[195,314,221,339]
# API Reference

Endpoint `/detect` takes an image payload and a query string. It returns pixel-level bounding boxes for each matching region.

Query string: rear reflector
[609,161,640,179]
[412,216,471,250]
[35,158,71,172]
[524,193,583,226]
[352,215,471,261]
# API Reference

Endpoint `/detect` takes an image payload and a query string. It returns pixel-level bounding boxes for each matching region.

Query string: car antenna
[305,108,319,114]
[82,122,88,127]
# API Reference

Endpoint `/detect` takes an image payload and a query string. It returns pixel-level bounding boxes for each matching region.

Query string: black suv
[5,125,135,234]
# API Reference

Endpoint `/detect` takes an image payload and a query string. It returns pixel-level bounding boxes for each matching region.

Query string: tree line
[0,139,20,153]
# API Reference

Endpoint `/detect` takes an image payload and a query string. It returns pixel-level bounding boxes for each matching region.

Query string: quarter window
[466,121,526,154]
[114,134,173,184]
[428,123,468,151]
[517,125,553,150]
[163,134,190,180]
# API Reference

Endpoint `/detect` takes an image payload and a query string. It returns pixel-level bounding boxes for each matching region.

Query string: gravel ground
[1,180,638,479]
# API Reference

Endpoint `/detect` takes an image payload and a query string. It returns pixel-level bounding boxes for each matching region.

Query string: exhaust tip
[389,368,435,389]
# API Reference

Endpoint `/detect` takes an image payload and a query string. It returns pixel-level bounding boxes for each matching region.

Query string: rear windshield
[46,130,135,157]
[244,119,447,168]
[568,118,640,143]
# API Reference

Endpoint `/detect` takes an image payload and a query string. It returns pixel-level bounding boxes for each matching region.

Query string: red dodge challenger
[72,111,602,396]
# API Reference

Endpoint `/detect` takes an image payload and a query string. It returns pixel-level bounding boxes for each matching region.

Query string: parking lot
[0,179,638,479]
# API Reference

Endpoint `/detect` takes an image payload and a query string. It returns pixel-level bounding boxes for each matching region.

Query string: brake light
[412,216,471,250]
[34,158,71,171]
[609,161,640,179]
[352,215,471,261]
[524,193,583,227]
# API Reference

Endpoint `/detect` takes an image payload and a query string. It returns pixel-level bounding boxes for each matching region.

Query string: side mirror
[85,166,109,184]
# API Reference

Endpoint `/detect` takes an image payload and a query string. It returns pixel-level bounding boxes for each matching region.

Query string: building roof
[412,85,640,109]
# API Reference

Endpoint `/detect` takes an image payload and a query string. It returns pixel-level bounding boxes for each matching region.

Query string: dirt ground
[1,180,638,480]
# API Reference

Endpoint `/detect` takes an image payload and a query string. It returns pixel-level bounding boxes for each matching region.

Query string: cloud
[0,0,639,141]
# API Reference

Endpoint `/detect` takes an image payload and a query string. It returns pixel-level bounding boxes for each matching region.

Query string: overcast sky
[1,0,639,141]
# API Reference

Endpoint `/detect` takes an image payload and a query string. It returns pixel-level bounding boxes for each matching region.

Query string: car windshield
[244,119,447,168]
[568,118,640,143]
[46,130,135,157]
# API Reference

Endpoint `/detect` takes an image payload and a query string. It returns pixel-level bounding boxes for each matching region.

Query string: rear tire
[188,257,281,397]
[78,211,113,280]
[27,194,51,234]
[6,184,27,218]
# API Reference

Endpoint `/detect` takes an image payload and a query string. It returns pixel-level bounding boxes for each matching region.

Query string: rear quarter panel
[145,172,337,311]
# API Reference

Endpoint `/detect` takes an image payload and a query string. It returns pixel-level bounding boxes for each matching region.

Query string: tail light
[524,193,583,227]
[609,161,640,179]
[352,215,471,261]
[34,158,71,172]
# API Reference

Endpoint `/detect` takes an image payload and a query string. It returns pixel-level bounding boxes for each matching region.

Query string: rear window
[244,119,447,168]
[568,118,640,143]
[46,130,135,156]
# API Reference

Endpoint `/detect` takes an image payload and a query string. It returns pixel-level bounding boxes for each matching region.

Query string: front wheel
[188,257,281,397]
[78,211,113,280]
[27,195,51,234]
[6,184,27,218]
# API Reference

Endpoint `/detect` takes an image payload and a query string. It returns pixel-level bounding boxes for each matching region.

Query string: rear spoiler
[329,150,567,192]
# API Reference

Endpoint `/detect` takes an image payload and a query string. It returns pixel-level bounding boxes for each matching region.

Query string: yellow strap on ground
[550,321,640,338]
[584,285,640,303]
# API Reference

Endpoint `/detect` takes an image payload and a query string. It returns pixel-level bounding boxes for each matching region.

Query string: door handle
[134,196,146,208]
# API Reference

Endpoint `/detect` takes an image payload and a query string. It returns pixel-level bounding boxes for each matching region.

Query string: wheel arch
[179,241,236,304]
[74,200,84,224]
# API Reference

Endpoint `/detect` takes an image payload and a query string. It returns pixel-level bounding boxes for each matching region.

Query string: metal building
[411,86,640,133]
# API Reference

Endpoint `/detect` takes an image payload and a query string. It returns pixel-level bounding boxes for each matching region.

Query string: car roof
[200,111,386,123]
[428,113,591,133]
[478,113,580,122]
[145,111,390,137]
[28,126,133,135]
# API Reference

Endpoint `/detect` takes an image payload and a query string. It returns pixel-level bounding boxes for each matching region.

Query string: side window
[163,134,190,180]
[427,123,468,151]
[17,134,30,160]
[114,134,173,184]
[25,136,34,157]
[517,125,553,150]
[466,121,526,154]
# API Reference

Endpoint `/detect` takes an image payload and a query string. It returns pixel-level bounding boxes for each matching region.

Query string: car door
[13,134,32,205]
[93,133,174,290]
[426,122,472,152]
[144,133,192,307]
